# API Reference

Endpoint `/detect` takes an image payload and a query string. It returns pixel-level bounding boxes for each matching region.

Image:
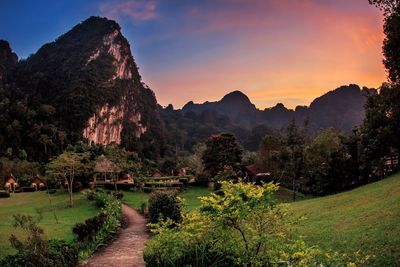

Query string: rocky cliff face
[1,17,164,160]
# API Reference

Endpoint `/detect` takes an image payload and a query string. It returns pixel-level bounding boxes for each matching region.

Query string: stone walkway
[80,204,148,267]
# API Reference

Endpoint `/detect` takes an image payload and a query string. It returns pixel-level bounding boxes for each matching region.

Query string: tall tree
[46,151,92,207]
[284,121,306,201]
[360,0,400,177]
[202,133,243,177]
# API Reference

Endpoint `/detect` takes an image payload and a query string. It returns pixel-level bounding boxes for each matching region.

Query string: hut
[152,169,163,177]
[93,156,131,190]
[243,164,272,184]
[31,175,46,190]
[177,167,188,176]
[3,174,18,192]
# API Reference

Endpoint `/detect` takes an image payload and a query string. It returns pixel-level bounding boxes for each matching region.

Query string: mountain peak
[221,90,251,104]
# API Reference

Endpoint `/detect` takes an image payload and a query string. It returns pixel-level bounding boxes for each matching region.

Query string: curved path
[80,204,148,267]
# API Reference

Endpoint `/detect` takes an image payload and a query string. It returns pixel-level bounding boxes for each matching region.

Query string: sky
[0,0,386,109]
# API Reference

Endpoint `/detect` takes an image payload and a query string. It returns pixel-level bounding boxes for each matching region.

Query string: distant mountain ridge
[182,84,376,132]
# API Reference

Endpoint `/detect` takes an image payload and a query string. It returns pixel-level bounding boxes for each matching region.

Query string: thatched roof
[244,164,270,177]
[94,156,122,173]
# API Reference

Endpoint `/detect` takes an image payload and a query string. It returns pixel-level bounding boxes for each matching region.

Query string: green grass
[181,186,213,210]
[0,191,98,258]
[123,186,213,211]
[123,190,150,209]
[123,185,306,212]
[290,173,400,266]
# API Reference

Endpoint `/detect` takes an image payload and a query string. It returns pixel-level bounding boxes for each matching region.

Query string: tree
[46,151,92,207]
[360,0,400,178]
[284,121,306,201]
[257,133,282,177]
[304,129,350,195]
[202,133,243,178]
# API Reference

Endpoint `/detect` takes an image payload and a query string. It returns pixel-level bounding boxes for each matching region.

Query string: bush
[22,186,36,192]
[148,190,181,224]
[86,190,96,201]
[0,214,78,267]
[0,191,10,198]
[144,181,370,266]
[74,192,122,259]
[72,213,107,242]
[46,240,79,267]
[112,190,124,200]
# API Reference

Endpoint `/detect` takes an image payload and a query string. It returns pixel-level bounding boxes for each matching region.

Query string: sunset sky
[0,0,386,109]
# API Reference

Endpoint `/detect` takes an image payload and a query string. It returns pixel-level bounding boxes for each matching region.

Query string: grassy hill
[290,172,400,266]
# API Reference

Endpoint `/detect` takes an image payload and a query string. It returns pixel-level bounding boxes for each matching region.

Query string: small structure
[177,167,188,176]
[3,174,18,192]
[243,164,272,184]
[31,175,46,190]
[93,156,133,190]
[152,169,163,177]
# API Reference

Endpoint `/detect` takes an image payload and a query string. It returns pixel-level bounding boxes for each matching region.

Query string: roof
[94,156,122,173]
[244,164,271,176]
[31,175,46,184]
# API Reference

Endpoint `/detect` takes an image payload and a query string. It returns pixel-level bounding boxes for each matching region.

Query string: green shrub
[148,190,181,224]
[0,215,78,267]
[75,192,122,260]
[22,186,36,192]
[112,190,124,200]
[72,213,107,242]
[86,190,96,201]
[144,181,370,266]
[0,191,10,198]
[46,240,79,267]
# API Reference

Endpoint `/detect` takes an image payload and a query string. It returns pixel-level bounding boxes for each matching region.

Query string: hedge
[75,191,123,259]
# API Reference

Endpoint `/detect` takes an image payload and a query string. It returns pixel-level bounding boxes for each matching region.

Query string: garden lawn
[123,185,305,212]
[290,173,400,266]
[0,191,98,259]
[123,186,213,211]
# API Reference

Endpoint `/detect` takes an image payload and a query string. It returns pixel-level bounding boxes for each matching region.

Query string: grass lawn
[123,185,306,212]
[290,173,400,266]
[123,186,213,211]
[0,191,98,259]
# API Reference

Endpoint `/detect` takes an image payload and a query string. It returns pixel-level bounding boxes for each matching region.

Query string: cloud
[99,0,157,22]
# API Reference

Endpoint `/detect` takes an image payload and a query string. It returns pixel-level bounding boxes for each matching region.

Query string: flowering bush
[144,181,370,266]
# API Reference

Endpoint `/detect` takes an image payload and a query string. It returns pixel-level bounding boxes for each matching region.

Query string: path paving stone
[80,204,148,267]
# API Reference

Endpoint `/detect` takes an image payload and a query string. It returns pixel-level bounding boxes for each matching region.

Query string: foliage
[0,17,166,162]
[144,181,367,266]
[148,190,182,224]
[0,214,79,267]
[75,191,122,259]
[46,151,92,207]
[0,157,41,185]
[0,191,10,198]
[303,129,353,195]
[360,0,400,179]
[0,191,98,258]
[202,133,243,177]
[73,212,107,242]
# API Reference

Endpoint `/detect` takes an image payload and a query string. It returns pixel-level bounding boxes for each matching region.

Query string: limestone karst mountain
[0,17,164,160]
